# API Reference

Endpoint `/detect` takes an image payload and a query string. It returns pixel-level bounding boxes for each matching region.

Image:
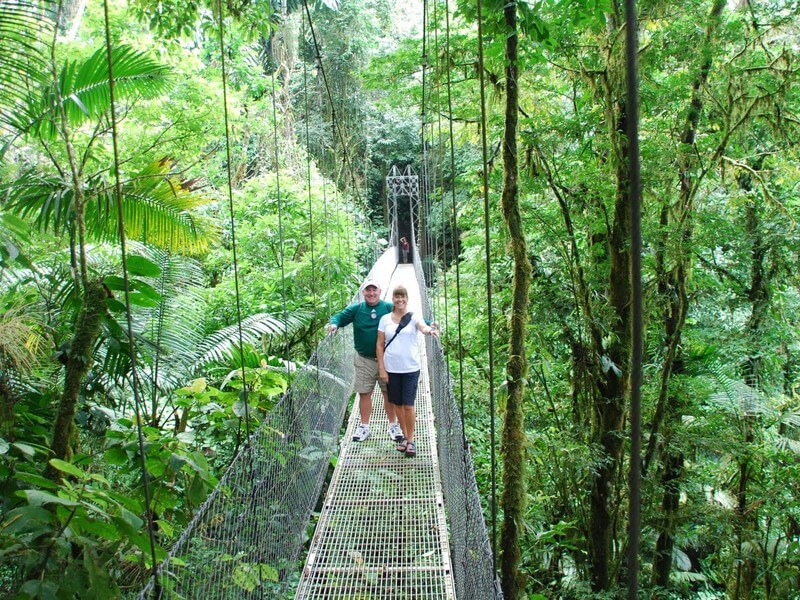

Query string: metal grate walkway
[296,265,456,599]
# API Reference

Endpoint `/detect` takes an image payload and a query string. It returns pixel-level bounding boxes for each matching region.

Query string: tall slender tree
[497,0,532,597]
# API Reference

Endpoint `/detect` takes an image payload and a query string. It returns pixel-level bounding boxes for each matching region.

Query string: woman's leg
[401,405,415,442]
[400,371,420,441]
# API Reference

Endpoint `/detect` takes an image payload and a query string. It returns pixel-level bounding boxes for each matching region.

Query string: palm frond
[8,45,172,138]
[94,247,207,390]
[193,313,303,369]
[706,361,770,419]
[4,162,216,253]
[0,298,47,375]
[0,0,56,133]
[83,160,217,254]
[2,170,74,235]
[0,212,33,270]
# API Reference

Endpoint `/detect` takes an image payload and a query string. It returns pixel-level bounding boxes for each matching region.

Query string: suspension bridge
[137,168,501,599]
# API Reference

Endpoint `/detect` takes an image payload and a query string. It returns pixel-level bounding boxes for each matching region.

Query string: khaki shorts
[354,353,388,395]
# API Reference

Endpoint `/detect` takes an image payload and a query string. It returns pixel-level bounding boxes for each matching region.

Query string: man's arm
[326,303,358,333]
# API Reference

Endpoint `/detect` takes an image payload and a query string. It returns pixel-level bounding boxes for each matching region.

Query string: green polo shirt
[330,299,393,358]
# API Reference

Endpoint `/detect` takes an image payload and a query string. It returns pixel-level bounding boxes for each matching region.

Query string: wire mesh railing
[138,328,355,599]
[413,244,503,599]
[138,242,500,598]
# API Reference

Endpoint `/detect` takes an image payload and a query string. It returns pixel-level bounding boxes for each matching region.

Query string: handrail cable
[437,2,491,593]
[214,0,252,439]
[421,0,436,289]
[474,0,499,569]
[100,0,160,594]
[270,69,291,375]
[625,0,643,595]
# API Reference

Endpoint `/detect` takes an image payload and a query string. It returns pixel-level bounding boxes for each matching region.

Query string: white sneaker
[388,422,404,442]
[352,424,370,442]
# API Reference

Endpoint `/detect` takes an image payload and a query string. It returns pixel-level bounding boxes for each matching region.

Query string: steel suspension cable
[301,0,365,210]
[443,0,467,422]
[270,70,291,375]
[625,0,643,596]
[421,0,430,266]
[432,0,447,325]
[301,12,319,340]
[100,2,160,594]
[215,0,252,441]
[322,144,344,307]
[320,144,335,316]
[475,0,499,570]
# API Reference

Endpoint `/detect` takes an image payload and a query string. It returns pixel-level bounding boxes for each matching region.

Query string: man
[326,277,404,442]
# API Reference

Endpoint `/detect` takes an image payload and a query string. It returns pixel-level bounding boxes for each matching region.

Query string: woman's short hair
[392,285,408,298]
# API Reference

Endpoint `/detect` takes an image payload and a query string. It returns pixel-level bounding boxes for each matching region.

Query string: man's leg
[359,391,373,424]
[352,354,373,442]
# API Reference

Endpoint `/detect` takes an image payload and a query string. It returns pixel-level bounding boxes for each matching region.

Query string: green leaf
[103,275,126,291]
[48,458,87,479]
[120,507,144,530]
[146,456,166,477]
[105,446,128,465]
[21,489,80,508]
[187,474,207,506]
[156,519,174,538]
[12,442,37,458]
[128,291,161,307]
[126,254,162,277]
[1,506,56,533]
[20,580,59,600]
[0,437,9,454]
[14,471,60,490]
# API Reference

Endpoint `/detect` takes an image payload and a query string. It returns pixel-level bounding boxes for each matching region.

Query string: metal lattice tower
[386,165,420,248]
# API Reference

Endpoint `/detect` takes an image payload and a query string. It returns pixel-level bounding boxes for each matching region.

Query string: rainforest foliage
[1,0,799,598]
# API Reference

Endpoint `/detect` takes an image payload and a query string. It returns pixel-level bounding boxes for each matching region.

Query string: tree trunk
[651,449,683,592]
[498,2,532,599]
[587,27,631,589]
[0,379,14,439]
[46,279,107,479]
[646,0,727,590]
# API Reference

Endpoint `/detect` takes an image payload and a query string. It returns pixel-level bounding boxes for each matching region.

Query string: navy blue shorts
[387,371,420,406]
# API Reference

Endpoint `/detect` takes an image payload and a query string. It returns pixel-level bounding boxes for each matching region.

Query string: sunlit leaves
[9,45,172,139]
[3,159,216,254]
[0,0,57,133]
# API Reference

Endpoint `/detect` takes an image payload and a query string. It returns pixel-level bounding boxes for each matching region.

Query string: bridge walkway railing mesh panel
[137,329,355,599]
[414,249,503,599]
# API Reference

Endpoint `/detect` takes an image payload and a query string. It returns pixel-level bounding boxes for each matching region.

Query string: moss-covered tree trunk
[0,379,14,440]
[587,16,631,589]
[45,279,107,479]
[498,2,532,598]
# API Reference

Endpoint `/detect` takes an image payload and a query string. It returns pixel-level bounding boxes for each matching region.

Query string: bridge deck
[296,264,456,599]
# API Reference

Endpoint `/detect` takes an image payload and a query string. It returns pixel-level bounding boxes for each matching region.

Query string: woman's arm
[376,330,388,383]
[417,319,439,338]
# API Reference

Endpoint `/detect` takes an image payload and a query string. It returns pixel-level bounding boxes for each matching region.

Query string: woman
[376,285,439,457]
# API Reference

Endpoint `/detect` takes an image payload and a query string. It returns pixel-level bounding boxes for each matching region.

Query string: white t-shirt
[379,312,422,373]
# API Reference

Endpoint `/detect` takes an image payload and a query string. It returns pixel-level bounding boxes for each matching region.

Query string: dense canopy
[1,0,799,598]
